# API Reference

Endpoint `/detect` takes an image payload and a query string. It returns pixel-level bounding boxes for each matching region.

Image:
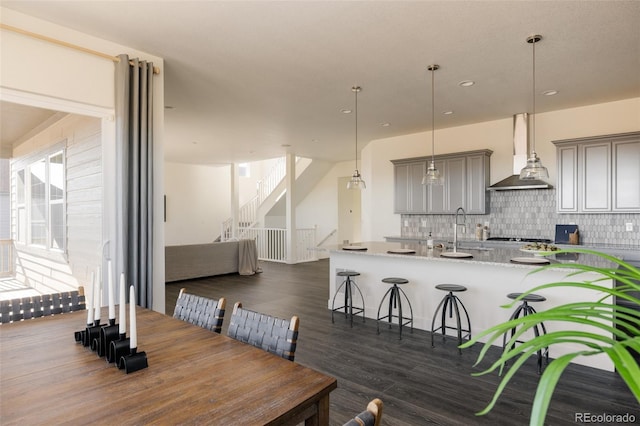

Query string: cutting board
[555,224,579,244]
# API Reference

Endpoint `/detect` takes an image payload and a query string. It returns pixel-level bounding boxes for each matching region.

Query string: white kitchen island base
[329,242,616,371]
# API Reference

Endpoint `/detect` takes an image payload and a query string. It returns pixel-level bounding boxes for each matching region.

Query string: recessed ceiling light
[458,80,475,87]
[543,90,558,96]
[341,109,352,114]
[381,122,390,127]
[443,111,453,115]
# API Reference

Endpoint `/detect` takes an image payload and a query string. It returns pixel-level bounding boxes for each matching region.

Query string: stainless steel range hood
[488,113,552,191]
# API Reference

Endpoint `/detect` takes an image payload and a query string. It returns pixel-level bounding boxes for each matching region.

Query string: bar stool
[331,271,365,327]
[376,277,413,339]
[502,292,549,374]
[431,284,471,354]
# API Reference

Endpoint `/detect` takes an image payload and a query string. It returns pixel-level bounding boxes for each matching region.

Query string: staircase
[220,157,331,263]
[220,157,288,241]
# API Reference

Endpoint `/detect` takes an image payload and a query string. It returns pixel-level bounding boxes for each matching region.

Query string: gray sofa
[165,240,258,282]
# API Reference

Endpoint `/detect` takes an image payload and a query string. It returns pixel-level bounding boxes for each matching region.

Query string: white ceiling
[2,1,639,165]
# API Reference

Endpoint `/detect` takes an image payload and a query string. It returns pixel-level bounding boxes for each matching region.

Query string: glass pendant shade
[423,64,443,186]
[347,170,366,189]
[519,152,549,180]
[422,161,443,185]
[519,35,548,181]
[347,86,365,190]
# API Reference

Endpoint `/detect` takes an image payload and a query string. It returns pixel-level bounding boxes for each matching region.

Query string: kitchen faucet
[453,207,466,252]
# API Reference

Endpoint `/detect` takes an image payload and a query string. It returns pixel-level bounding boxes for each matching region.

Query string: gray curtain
[115,54,154,308]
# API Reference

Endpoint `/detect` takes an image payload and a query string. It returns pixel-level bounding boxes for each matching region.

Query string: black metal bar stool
[502,292,549,374]
[431,284,471,354]
[376,277,413,339]
[331,271,365,327]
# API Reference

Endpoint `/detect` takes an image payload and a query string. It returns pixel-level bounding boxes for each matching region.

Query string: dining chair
[343,398,383,426]
[0,286,85,324]
[172,288,226,333]
[227,302,299,361]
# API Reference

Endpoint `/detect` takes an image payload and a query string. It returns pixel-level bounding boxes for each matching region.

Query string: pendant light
[422,64,443,185]
[519,35,549,180]
[347,86,366,190]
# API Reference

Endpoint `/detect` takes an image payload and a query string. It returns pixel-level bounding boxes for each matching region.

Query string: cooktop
[486,237,553,243]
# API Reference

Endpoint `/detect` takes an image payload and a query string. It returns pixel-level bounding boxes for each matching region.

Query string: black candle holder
[118,347,148,374]
[74,324,92,343]
[108,334,130,364]
[90,326,109,355]
[98,319,119,358]
[83,320,101,348]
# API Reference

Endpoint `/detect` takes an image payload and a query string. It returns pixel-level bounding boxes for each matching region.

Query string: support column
[285,153,296,264]
[230,163,239,239]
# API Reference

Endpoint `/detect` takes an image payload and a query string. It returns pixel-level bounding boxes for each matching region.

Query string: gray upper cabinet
[426,159,446,213]
[393,160,427,213]
[554,132,640,213]
[613,138,640,211]
[465,152,491,214]
[392,149,491,214]
[582,142,611,212]
[556,145,578,212]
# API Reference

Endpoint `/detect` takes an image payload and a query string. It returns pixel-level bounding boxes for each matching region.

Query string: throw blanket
[238,239,260,275]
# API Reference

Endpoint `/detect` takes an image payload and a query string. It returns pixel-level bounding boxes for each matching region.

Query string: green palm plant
[460,248,640,426]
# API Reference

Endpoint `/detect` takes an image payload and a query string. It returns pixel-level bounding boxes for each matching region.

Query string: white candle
[107,260,115,320]
[129,285,137,349]
[119,273,126,335]
[94,267,101,322]
[86,271,94,325]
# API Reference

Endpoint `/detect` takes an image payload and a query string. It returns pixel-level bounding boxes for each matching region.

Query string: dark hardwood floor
[165,259,639,425]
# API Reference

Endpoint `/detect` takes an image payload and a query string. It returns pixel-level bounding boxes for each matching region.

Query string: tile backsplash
[401,189,640,247]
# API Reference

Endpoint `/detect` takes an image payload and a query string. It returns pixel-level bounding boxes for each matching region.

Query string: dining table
[0,305,337,425]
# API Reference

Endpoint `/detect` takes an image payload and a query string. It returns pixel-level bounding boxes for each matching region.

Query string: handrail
[234,227,317,263]
[257,157,287,204]
[316,229,337,247]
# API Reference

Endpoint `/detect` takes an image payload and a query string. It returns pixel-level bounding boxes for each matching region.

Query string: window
[239,163,250,178]
[16,169,26,244]
[14,148,66,252]
[30,158,47,246]
[49,152,65,250]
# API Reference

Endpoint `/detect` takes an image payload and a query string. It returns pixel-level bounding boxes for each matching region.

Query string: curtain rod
[1,23,160,75]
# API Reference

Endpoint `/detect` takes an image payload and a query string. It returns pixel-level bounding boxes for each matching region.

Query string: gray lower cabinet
[554,132,640,213]
[392,150,491,214]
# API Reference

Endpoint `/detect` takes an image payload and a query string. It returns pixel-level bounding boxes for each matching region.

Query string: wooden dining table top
[0,306,337,425]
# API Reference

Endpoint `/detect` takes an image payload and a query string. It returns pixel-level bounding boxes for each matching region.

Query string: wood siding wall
[11,114,102,293]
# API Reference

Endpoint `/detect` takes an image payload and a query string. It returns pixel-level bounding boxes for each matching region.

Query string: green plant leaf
[475,345,541,415]
[465,248,640,424]
[603,343,640,402]
[530,352,586,426]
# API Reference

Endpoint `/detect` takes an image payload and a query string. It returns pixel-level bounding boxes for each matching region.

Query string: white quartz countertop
[328,241,619,269]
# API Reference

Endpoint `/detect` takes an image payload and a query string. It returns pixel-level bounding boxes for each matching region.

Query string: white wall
[164,162,231,245]
[360,97,640,241]
[1,8,167,312]
[296,160,354,256]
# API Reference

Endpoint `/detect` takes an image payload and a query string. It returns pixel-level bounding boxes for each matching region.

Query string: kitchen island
[328,241,620,371]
